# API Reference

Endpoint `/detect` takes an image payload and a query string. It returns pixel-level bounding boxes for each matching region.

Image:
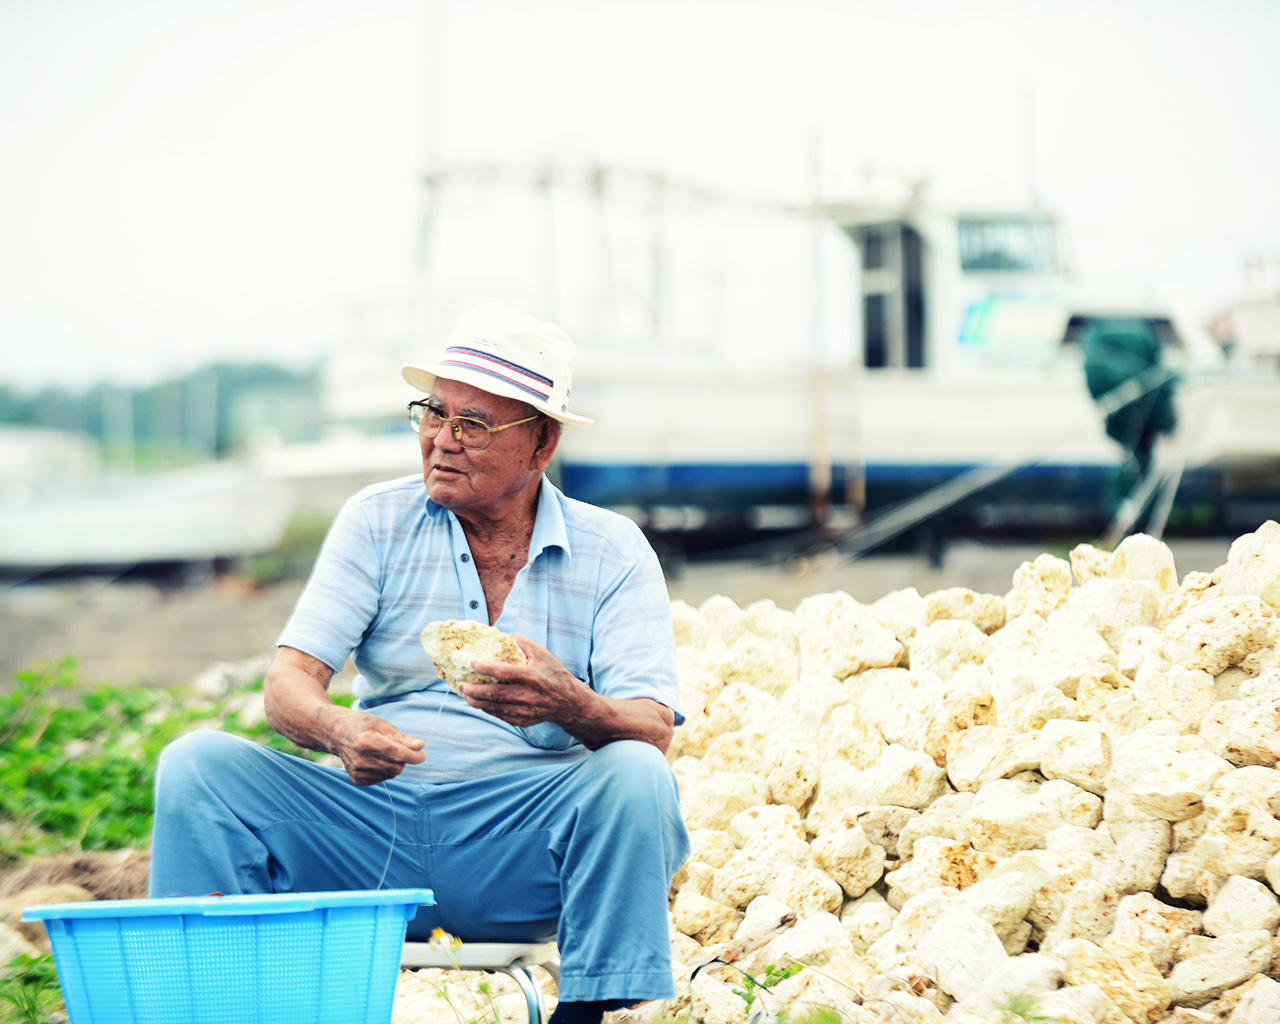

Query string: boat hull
[554,363,1280,545]
[0,464,297,572]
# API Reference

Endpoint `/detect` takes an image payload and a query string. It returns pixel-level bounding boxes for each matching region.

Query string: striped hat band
[439,346,553,402]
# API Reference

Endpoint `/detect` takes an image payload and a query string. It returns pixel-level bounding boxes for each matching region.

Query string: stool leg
[495,965,546,1024]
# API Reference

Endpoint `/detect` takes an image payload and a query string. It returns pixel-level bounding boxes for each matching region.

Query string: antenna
[417,0,446,276]
[1022,82,1039,209]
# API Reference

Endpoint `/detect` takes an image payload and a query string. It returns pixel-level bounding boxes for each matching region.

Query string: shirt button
[469,599,479,609]
[460,553,470,562]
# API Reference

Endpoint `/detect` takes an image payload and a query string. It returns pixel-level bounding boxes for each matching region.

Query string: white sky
[2,0,1278,388]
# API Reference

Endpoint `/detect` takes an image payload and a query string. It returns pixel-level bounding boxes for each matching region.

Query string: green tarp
[1082,319,1177,479]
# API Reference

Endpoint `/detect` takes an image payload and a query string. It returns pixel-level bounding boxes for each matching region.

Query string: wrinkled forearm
[263,652,343,755]
[264,646,426,786]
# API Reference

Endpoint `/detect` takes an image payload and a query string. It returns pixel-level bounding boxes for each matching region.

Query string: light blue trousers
[149,731,690,1003]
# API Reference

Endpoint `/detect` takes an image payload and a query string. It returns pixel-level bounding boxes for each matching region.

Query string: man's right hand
[264,646,425,786]
[325,709,426,786]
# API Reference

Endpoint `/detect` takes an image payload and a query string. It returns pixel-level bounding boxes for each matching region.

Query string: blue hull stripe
[555,460,1242,517]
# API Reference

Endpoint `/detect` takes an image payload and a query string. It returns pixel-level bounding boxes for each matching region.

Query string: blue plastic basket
[22,888,434,1024]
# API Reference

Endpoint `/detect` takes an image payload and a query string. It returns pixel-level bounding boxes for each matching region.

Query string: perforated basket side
[41,898,420,1024]
[316,902,419,1022]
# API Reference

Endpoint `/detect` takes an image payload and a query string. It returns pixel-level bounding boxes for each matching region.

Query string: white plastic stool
[400,940,560,1024]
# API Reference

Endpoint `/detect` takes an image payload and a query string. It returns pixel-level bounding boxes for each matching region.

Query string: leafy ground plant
[730,963,806,1012]
[781,1009,841,1024]
[996,993,1067,1024]
[424,927,504,1024]
[0,953,62,1024]
[2,656,356,1020]
[0,656,346,867]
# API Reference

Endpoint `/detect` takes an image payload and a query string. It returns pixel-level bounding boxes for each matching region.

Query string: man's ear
[530,417,561,471]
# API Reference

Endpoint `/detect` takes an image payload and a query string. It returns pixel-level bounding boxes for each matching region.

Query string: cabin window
[957,218,1055,273]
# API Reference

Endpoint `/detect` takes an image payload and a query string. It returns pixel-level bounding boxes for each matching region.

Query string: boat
[558,201,1280,548]
[0,426,297,574]
[252,166,1280,556]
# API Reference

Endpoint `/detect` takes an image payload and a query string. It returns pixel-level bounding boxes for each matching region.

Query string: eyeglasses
[407,400,540,450]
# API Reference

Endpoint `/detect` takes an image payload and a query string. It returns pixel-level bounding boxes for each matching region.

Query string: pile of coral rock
[648,521,1280,1024]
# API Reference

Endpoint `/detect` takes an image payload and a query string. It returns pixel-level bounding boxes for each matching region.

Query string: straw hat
[402,303,593,427]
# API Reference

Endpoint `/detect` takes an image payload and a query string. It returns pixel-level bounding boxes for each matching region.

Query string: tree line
[0,363,321,468]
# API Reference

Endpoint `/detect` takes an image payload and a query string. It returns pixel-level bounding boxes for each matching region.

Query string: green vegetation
[995,994,1067,1023]
[1,656,346,867]
[0,953,62,1024]
[1,655,354,1023]
[782,1009,841,1024]
[0,361,321,467]
[424,928,506,1024]
[731,962,806,1011]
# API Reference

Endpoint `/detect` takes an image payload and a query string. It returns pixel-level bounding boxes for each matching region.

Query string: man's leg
[152,732,690,1012]
[425,740,690,1008]
[149,730,425,898]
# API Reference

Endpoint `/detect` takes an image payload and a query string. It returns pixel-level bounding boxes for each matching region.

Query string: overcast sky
[2,0,1278,388]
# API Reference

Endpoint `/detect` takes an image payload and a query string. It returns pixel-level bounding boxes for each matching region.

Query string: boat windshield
[957,217,1056,273]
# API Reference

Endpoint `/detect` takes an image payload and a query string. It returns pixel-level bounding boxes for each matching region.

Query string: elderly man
[149,304,690,1024]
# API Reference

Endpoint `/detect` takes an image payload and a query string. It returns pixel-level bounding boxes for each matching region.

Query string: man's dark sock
[548,1000,612,1024]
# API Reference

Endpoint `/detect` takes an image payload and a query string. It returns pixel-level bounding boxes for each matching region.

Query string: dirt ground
[0,537,1233,690]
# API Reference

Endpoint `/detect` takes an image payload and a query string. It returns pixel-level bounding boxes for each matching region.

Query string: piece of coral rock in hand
[420,619,527,692]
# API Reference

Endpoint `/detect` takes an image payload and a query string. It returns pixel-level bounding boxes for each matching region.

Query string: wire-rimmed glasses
[407,400,539,450]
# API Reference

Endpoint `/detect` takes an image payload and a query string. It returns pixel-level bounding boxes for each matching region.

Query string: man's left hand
[462,635,675,753]
[462,635,583,728]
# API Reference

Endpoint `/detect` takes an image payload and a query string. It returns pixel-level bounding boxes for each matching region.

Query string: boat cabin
[839,207,1073,372]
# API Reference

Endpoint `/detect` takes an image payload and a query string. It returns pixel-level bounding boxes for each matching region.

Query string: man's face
[418,378,555,519]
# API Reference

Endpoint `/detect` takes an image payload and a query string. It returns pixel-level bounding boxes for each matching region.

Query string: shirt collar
[424,475,571,559]
[529,476,571,559]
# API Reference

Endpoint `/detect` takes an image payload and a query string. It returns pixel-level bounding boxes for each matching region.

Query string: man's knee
[576,741,690,881]
[592,738,669,775]
[587,740,681,807]
[157,730,258,794]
